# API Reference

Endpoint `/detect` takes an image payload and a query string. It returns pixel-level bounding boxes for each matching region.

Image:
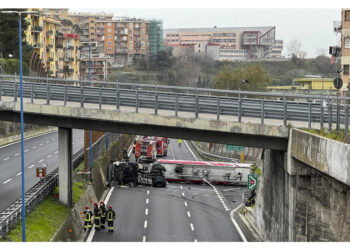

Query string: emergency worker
[83,206,93,232]
[106,205,116,232]
[99,201,107,229]
[178,139,182,147]
[93,202,101,231]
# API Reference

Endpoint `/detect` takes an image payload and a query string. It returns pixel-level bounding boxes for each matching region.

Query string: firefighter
[93,202,101,231]
[99,201,107,229]
[178,139,182,148]
[83,206,93,232]
[106,205,116,232]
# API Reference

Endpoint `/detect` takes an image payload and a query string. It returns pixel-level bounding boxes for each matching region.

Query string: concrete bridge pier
[58,127,73,208]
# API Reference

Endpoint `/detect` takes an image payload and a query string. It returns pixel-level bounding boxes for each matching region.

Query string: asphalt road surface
[0,129,84,212]
[92,138,246,242]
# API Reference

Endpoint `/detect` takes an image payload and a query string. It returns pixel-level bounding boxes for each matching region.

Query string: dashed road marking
[147,190,150,195]
[146,198,149,204]
[17,172,22,176]
[39,144,43,146]
[190,223,195,231]
[3,157,10,161]
[24,149,29,153]
[184,201,188,207]
[14,153,20,156]
[38,159,44,163]
[54,151,58,154]
[47,154,52,158]
[180,185,183,189]
[144,220,148,229]
[143,236,146,242]
[46,141,50,144]
[3,179,12,184]
[182,192,185,197]
[145,208,148,215]
[194,239,198,242]
[32,146,37,149]
[28,164,35,169]
[187,211,191,218]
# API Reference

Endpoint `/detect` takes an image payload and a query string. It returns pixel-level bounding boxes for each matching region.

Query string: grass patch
[301,128,350,144]
[73,181,85,204]
[1,192,70,242]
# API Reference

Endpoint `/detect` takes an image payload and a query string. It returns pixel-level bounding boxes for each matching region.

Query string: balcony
[33,43,42,49]
[47,57,54,62]
[56,32,63,37]
[47,70,54,75]
[64,57,74,62]
[32,26,43,32]
[65,45,75,50]
[46,44,54,49]
[46,30,54,36]
[334,21,342,33]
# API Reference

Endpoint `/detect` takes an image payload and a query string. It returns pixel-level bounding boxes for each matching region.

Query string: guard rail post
[328,97,332,130]
[217,96,220,120]
[308,102,312,129]
[345,101,349,133]
[283,94,287,126]
[116,84,120,111]
[46,81,50,105]
[30,82,34,104]
[336,93,340,130]
[14,74,17,102]
[175,93,178,117]
[155,91,158,115]
[0,75,2,101]
[136,86,139,113]
[64,85,67,106]
[195,94,199,118]
[80,85,83,108]
[238,89,241,122]
[261,97,265,124]
[99,87,102,109]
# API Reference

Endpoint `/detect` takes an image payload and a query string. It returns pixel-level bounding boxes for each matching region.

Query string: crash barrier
[0,74,349,131]
[0,148,83,238]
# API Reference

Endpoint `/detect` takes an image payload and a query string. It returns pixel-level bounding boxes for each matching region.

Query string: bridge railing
[0,74,349,131]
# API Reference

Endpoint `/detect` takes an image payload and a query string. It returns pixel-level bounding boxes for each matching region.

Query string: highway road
[0,129,84,212]
[92,138,246,242]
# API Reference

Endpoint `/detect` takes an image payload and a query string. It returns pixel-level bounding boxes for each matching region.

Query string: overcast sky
[71,8,341,58]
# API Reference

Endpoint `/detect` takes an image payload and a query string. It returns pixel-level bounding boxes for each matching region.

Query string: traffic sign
[247,174,258,190]
[226,145,245,151]
[36,167,46,178]
[333,77,343,90]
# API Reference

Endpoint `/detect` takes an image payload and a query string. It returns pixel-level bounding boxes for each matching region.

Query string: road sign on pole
[248,174,258,190]
[226,145,245,151]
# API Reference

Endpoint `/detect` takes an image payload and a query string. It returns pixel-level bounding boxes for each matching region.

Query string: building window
[345,37,350,49]
[107,22,112,26]
[91,33,94,36]
[141,23,145,27]
[142,49,145,53]
[344,65,349,76]
[129,48,133,53]
[141,41,145,47]
[107,48,111,52]
[345,10,350,21]
[107,28,111,33]
[129,23,133,28]
[107,41,111,45]
[108,35,112,39]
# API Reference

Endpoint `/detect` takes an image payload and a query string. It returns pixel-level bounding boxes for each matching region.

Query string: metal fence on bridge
[0,74,349,132]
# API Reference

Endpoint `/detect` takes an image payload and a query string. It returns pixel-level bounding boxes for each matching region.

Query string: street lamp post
[89,45,92,181]
[1,10,38,242]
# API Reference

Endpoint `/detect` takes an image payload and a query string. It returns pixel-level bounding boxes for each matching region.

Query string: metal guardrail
[188,140,240,163]
[0,149,84,238]
[0,74,349,131]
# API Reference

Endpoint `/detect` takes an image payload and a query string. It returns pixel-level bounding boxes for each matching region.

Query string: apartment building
[337,9,350,91]
[96,17,163,65]
[80,57,108,81]
[43,8,69,21]
[164,26,283,61]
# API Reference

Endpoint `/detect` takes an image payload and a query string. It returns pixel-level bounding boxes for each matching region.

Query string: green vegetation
[251,163,262,176]
[301,128,350,144]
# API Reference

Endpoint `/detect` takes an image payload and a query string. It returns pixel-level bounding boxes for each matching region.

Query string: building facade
[340,9,350,90]
[164,26,283,61]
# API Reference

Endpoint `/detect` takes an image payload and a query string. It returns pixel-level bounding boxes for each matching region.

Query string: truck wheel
[153,176,166,187]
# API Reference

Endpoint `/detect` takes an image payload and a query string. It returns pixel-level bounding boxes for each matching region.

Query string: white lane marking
[47,154,52,158]
[39,143,43,146]
[183,140,199,161]
[184,201,188,207]
[182,192,185,197]
[28,164,35,169]
[146,198,149,204]
[144,220,148,229]
[230,208,248,242]
[147,190,150,195]
[0,130,56,150]
[38,159,44,163]
[180,185,183,189]
[32,146,37,149]
[145,208,148,215]
[190,223,195,231]
[24,149,29,153]
[54,151,58,154]
[142,236,146,242]
[17,172,22,176]
[194,239,198,242]
[14,153,20,156]
[187,211,191,218]
[51,138,55,141]
[3,157,10,161]
[46,141,50,144]
[87,187,115,242]
[3,179,12,184]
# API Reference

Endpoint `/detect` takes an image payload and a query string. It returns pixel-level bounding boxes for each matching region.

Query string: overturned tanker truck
[107,161,167,188]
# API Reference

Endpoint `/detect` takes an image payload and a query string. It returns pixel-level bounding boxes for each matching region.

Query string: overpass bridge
[0,74,348,209]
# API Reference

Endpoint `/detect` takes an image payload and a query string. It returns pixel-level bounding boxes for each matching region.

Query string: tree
[0,8,31,59]
[214,63,270,91]
[316,47,326,57]
[72,24,82,34]
[287,39,302,58]
[154,50,173,72]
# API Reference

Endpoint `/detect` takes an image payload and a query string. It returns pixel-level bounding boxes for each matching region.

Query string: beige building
[43,8,69,21]
[340,9,350,90]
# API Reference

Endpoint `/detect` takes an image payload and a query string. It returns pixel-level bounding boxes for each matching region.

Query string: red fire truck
[134,139,157,163]
[154,137,169,157]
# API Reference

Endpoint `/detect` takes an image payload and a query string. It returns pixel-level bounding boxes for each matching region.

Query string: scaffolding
[148,19,163,58]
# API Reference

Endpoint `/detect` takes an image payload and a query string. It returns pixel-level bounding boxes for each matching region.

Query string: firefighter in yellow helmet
[93,202,101,231]
[83,206,93,232]
[106,205,116,232]
[99,201,107,229]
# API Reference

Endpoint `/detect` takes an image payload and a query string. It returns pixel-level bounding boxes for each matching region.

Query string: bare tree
[287,39,302,58]
[298,50,307,59]
[316,47,326,57]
